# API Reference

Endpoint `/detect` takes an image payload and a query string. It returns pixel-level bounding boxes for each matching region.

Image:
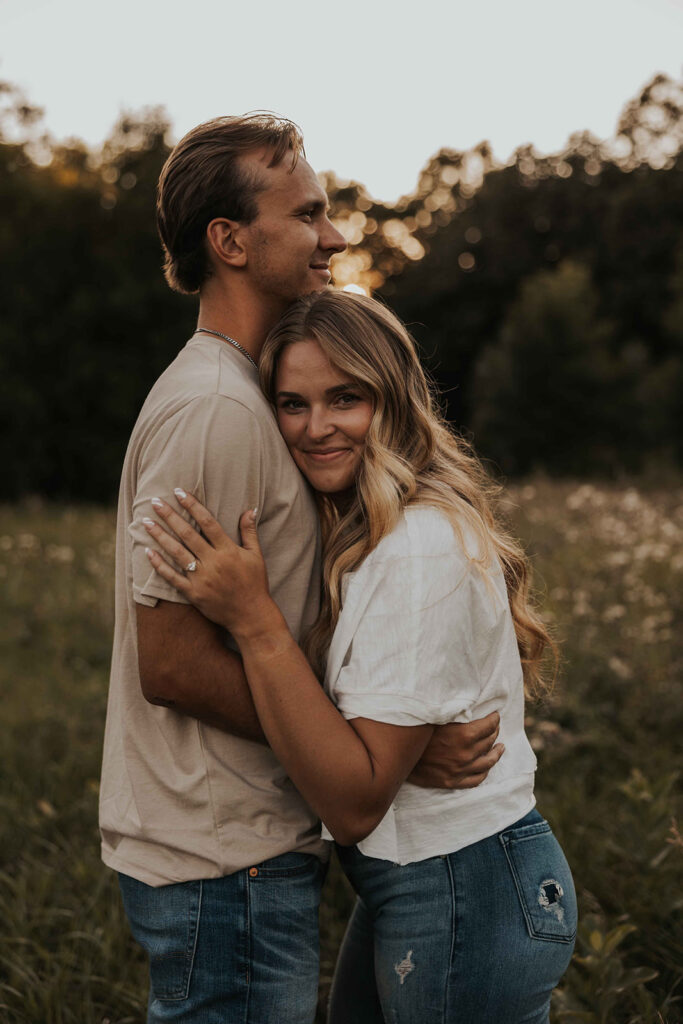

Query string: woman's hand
[142,489,275,636]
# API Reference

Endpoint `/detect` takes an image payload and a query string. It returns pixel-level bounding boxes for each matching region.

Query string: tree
[471,262,640,475]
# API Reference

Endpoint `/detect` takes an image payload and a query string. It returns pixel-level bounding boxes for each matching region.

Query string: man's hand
[407,711,504,789]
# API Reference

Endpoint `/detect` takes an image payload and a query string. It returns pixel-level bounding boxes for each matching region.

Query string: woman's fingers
[142,498,271,633]
[144,546,192,597]
[173,489,232,549]
[148,496,213,560]
[142,515,198,570]
[238,507,262,553]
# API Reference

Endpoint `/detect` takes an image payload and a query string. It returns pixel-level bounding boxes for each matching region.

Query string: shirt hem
[330,789,537,864]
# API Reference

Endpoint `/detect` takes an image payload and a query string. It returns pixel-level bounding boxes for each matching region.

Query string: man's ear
[206,218,248,269]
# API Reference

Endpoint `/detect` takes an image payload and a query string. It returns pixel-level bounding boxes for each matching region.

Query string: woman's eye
[335,393,360,407]
[280,399,305,411]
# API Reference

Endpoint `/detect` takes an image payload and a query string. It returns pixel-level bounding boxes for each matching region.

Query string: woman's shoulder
[365,504,475,569]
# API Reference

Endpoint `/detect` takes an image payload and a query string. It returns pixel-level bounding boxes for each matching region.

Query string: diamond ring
[185,560,198,573]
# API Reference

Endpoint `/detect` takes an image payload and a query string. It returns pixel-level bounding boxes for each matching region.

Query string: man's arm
[136,598,506,771]
[408,712,504,789]
[137,497,505,761]
[136,592,504,770]
[132,395,270,742]
[137,597,503,766]
[136,600,265,743]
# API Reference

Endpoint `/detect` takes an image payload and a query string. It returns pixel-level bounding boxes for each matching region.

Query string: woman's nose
[306,406,335,440]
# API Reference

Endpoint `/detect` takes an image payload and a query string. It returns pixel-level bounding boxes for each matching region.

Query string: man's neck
[197,282,288,363]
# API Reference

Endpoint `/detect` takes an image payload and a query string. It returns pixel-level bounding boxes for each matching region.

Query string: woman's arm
[143,493,433,845]
[230,602,434,846]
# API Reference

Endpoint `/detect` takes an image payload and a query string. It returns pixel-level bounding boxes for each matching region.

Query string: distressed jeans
[118,851,326,1024]
[328,809,576,1024]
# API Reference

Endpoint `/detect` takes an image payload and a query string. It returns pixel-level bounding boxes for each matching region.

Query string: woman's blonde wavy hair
[260,290,556,696]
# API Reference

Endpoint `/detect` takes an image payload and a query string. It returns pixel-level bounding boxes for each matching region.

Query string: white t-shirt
[321,505,537,863]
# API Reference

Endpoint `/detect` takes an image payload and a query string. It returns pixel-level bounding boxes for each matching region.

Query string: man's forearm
[136,601,266,743]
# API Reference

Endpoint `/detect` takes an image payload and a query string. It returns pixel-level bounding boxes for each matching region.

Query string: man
[99,114,503,1023]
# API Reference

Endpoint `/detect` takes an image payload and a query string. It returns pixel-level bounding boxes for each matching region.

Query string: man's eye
[300,210,314,221]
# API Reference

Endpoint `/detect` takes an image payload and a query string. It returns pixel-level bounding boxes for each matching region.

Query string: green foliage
[379,76,683,474]
[506,478,683,1023]
[2,482,682,1022]
[552,916,660,1023]
[1,75,683,498]
[0,504,146,1022]
[0,108,196,501]
[471,262,639,474]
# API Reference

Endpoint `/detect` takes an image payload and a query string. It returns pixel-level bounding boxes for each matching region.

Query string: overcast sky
[1,0,682,201]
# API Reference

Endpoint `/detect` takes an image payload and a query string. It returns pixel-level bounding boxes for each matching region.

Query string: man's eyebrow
[292,198,329,215]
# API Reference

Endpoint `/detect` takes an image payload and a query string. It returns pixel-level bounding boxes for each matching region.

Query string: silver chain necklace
[193,327,258,370]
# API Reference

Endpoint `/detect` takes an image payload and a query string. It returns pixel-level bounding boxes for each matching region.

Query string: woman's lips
[304,449,350,462]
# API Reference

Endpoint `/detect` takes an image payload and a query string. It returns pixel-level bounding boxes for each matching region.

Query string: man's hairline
[236,149,328,222]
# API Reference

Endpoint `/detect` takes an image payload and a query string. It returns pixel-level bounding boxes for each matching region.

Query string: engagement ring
[185,561,198,573]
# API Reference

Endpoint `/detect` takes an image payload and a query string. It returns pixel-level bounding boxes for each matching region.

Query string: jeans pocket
[118,874,201,1001]
[500,820,577,944]
[252,851,323,879]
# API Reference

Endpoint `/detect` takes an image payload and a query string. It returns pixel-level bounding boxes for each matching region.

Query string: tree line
[1,74,681,500]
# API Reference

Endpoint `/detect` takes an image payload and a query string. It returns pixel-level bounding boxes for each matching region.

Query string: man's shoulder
[137,339,270,437]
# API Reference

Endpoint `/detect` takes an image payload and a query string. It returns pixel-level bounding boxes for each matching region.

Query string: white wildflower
[608,657,633,680]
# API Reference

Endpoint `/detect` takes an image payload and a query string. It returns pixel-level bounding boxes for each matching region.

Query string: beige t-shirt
[99,334,326,886]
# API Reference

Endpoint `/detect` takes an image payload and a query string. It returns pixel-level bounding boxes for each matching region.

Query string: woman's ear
[206,218,247,269]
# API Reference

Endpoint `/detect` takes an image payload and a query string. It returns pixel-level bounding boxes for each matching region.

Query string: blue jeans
[118,851,326,1024]
[328,809,576,1024]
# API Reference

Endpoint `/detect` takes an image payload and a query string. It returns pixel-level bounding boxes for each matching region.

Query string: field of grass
[1,480,681,1023]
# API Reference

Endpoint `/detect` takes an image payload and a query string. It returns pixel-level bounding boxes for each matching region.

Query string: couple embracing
[99,114,576,1023]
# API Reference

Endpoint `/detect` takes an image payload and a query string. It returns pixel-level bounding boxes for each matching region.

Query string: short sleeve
[130,395,264,607]
[333,513,483,725]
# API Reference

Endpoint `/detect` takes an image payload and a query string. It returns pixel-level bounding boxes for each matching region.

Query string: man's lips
[310,263,330,272]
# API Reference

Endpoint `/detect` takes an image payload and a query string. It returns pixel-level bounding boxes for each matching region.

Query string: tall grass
[1,482,681,1023]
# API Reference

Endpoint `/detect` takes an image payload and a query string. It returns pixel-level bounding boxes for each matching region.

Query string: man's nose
[320,216,347,255]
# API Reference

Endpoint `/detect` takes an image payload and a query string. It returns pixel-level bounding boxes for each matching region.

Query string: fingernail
[142,517,155,527]
[174,488,187,499]
[151,497,163,508]
[251,507,258,521]
[145,546,153,557]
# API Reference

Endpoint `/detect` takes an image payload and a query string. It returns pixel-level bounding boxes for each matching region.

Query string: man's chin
[278,280,333,309]
[298,282,333,299]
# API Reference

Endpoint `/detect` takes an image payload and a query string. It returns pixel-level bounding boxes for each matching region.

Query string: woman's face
[274,338,374,496]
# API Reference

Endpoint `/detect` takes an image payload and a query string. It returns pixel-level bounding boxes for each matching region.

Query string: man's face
[240,154,347,303]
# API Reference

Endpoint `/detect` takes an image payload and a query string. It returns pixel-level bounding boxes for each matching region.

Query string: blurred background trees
[1,73,682,500]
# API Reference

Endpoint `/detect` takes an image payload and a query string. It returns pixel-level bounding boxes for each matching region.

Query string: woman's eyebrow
[276,384,357,400]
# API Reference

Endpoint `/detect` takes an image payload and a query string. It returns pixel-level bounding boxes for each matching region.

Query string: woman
[143,290,576,1023]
